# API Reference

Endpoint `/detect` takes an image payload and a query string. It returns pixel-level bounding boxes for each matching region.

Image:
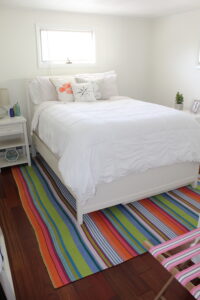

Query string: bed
[27,76,200,225]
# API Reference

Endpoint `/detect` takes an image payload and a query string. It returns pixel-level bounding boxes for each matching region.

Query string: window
[36,26,96,67]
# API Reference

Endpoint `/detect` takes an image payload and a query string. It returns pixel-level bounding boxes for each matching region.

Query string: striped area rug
[12,157,200,288]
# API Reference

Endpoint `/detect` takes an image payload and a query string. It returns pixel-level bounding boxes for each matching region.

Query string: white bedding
[31,98,200,204]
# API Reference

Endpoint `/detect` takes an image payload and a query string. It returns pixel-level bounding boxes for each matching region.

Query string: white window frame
[36,24,96,68]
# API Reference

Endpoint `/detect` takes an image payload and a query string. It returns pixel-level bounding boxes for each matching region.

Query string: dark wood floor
[0,168,194,300]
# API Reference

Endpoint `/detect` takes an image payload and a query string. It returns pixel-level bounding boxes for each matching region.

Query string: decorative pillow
[75,70,118,100]
[71,83,96,102]
[50,77,76,102]
[75,77,102,100]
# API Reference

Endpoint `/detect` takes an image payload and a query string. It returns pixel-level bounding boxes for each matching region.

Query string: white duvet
[32,98,200,204]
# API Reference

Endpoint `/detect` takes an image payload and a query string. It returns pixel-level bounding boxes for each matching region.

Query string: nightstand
[0,116,31,171]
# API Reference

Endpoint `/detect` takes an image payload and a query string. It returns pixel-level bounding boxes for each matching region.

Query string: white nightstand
[0,116,31,171]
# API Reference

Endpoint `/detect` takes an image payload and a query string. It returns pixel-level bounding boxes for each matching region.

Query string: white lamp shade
[0,88,10,106]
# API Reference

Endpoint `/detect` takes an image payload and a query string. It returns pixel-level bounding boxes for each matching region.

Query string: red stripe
[16,168,69,286]
[99,211,138,256]
[178,187,200,203]
[141,199,188,235]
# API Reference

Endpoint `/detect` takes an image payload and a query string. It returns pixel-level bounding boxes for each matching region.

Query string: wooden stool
[144,228,200,300]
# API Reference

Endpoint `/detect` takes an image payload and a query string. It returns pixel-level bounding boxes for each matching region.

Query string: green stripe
[36,160,102,272]
[21,167,79,279]
[107,206,146,253]
[152,195,196,228]
[23,166,93,277]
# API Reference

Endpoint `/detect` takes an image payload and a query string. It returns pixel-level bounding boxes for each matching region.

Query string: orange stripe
[140,199,186,236]
[90,211,133,260]
[12,168,63,288]
[179,187,200,203]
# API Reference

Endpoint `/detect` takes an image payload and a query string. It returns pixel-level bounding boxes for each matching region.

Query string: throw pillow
[50,77,76,102]
[71,83,96,102]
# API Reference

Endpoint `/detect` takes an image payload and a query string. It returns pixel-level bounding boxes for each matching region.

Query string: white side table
[0,116,31,171]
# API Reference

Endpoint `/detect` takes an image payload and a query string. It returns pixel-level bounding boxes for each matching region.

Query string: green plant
[176,92,184,104]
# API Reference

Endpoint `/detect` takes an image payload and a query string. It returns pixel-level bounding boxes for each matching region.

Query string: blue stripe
[22,166,82,280]
[171,190,200,210]
[35,160,102,272]
[33,161,102,274]
[84,215,123,264]
[132,202,177,240]
[151,195,197,230]
[39,157,76,209]
[166,192,199,218]
[105,206,147,253]
[117,205,161,245]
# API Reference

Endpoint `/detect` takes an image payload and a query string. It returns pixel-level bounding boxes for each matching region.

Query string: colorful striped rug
[12,157,200,288]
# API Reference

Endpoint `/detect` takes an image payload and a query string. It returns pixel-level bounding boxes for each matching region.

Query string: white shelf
[0,115,31,169]
[0,138,26,150]
[0,116,26,125]
[0,155,28,168]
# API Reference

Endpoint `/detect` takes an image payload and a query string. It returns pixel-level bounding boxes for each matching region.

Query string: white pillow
[76,70,116,81]
[50,77,76,102]
[75,71,118,100]
[28,77,58,104]
[101,76,119,99]
[71,83,96,102]
[75,77,102,100]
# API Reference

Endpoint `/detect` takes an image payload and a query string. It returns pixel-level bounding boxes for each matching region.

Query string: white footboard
[32,133,199,225]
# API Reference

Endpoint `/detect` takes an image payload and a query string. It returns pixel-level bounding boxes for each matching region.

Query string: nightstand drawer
[0,123,23,137]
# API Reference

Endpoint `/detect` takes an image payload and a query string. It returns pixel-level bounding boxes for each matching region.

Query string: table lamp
[0,88,10,119]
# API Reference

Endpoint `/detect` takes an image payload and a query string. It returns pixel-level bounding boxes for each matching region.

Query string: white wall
[150,10,200,109]
[0,8,152,116]
[2,7,200,117]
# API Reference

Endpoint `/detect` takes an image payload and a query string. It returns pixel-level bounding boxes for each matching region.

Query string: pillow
[75,70,116,81]
[75,70,118,100]
[28,77,58,104]
[50,76,76,102]
[71,83,96,102]
[101,76,119,99]
[75,77,102,100]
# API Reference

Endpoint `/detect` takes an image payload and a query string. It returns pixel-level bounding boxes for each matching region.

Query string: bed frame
[27,79,199,225]
[32,133,199,225]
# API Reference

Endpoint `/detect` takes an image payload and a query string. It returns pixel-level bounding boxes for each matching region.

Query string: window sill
[37,62,97,69]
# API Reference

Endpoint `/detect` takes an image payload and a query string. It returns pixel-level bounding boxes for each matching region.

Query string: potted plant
[175,92,184,110]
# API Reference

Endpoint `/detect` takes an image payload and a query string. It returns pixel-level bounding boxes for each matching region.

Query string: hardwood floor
[0,168,194,300]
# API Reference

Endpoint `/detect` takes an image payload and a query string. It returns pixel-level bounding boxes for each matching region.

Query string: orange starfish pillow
[59,82,73,94]
[50,77,76,102]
